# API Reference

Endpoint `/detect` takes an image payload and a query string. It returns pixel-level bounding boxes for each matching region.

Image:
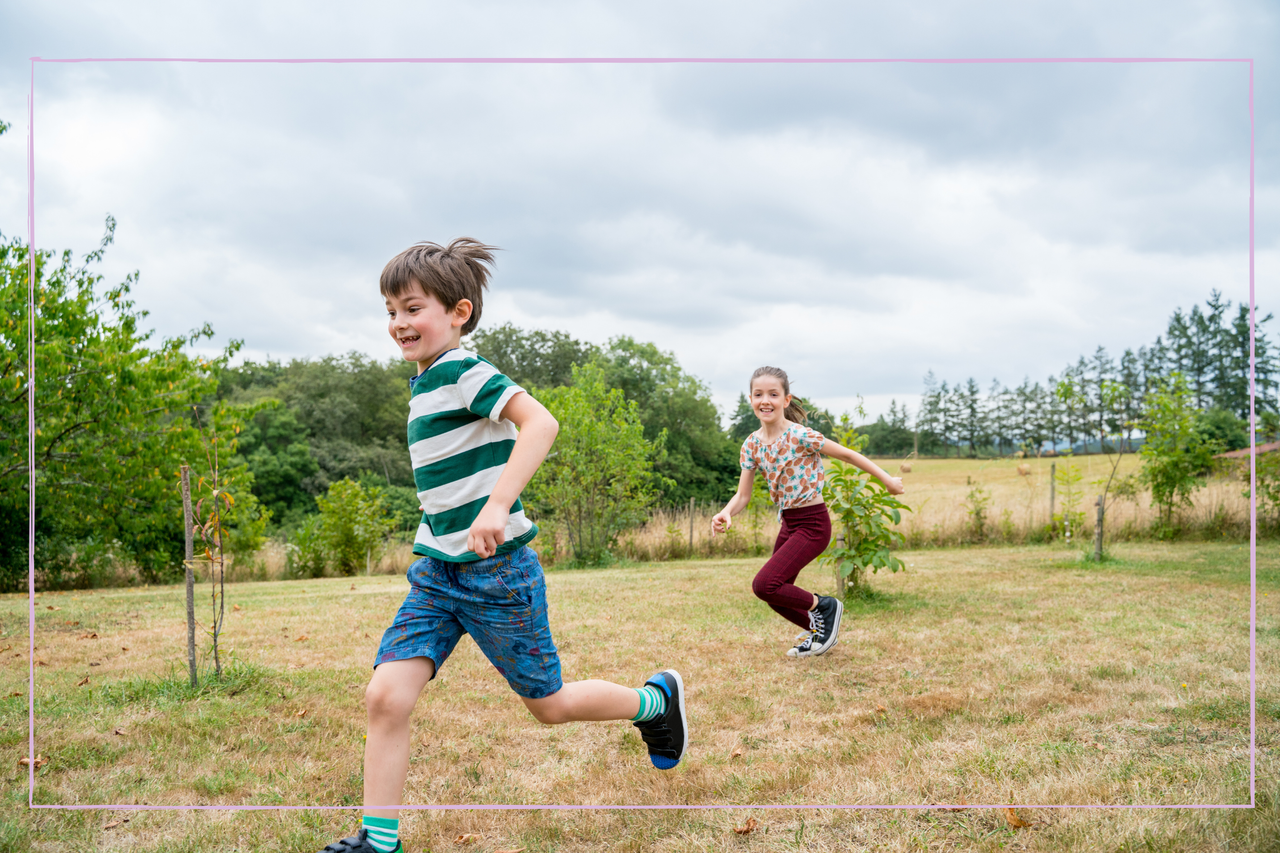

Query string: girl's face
[750,376,791,427]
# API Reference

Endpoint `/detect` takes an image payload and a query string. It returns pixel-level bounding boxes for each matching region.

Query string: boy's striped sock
[361,816,400,852]
[631,684,668,723]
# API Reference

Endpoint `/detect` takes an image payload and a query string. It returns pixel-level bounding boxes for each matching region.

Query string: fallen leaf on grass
[294,635,308,642]
[77,633,99,640]
[730,747,744,760]
[104,818,130,830]
[1003,807,1034,828]
[121,646,129,651]
[63,621,79,626]
[493,848,526,853]
[114,728,128,736]
[77,676,90,686]
[936,799,968,812]
[295,709,308,718]
[876,704,887,713]
[733,818,758,835]
[0,644,11,653]
[233,604,242,611]
[46,606,60,611]
[18,755,47,768]
[454,833,482,844]
[8,691,22,698]
[350,584,356,591]
[90,662,101,667]
[35,660,48,667]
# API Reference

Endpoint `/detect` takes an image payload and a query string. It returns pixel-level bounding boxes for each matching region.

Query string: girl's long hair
[750,366,807,424]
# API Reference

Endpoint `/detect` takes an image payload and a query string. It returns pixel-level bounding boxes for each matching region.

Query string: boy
[316,238,687,853]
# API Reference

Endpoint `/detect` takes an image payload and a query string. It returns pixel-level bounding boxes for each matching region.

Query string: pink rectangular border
[24,55,1258,813]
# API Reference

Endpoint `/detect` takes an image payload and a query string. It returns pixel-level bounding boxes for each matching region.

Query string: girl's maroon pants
[751,502,832,630]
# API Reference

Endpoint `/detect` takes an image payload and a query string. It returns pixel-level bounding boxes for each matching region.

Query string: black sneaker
[317,828,402,853]
[807,595,843,656]
[786,629,816,658]
[632,669,687,770]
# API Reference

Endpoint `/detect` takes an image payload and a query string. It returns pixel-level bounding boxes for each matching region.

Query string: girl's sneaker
[786,630,816,658]
[808,595,843,656]
[631,669,688,769]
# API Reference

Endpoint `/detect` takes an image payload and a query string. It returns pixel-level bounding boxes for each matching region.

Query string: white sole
[664,669,688,760]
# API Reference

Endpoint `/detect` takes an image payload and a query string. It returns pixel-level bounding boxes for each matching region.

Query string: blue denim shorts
[373,545,563,699]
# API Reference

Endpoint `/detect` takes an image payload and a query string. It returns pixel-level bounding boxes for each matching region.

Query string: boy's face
[385,280,472,373]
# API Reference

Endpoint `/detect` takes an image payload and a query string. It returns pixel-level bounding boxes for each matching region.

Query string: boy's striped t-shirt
[407,348,537,561]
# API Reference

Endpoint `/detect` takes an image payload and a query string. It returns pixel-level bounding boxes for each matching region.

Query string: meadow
[3,540,1277,851]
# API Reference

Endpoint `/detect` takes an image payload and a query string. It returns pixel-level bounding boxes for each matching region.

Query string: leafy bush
[525,362,664,566]
[315,479,396,576]
[819,417,911,597]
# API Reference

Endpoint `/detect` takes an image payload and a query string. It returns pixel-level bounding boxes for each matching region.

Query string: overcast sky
[1,2,1275,424]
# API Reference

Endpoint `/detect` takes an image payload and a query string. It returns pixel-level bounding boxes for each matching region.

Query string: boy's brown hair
[380,238,498,335]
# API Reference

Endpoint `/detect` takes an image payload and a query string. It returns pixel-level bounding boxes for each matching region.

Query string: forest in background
[2,207,1277,590]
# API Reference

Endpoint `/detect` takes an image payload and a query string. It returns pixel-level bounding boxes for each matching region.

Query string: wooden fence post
[1049,461,1057,532]
[1094,494,1105,562]
[688,496,695,556]
[834,530,846,599]
[180,465,197,688]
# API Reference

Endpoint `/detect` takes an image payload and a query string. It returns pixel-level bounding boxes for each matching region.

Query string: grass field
[3,541,1278,851]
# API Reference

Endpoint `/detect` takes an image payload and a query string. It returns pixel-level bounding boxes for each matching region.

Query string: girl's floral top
[740,423,827,510]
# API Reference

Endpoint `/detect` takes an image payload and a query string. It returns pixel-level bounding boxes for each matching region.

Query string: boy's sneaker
[808,595,843,656]
[316,829,402,853]
[632,669,687,770]
[786,630,816,658]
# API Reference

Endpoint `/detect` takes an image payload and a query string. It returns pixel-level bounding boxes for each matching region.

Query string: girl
[712,366,905,658]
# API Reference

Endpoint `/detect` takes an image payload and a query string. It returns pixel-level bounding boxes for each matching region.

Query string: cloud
[0,1,1274,423]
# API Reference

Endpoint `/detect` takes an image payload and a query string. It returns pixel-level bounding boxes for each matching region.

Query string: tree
[1138,373,1221,527]
[819,415,910,598]
[1,219,229,591]
[233,402,320,526]
[469,322,600,390]
[728,393,756,444]
[597,336,737,503]
[315,478,396,576]
[525,362,663,564]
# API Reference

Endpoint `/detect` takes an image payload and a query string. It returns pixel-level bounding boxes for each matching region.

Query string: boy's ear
[451,299,473,328]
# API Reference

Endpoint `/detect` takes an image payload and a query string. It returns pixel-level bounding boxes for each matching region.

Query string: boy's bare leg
[363,657,435,819]
[520,679,642,724]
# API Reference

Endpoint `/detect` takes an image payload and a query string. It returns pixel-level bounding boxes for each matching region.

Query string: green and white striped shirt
[407,349,537,561]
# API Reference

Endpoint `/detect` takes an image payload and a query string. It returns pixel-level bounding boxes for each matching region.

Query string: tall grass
[74,454,1260,588]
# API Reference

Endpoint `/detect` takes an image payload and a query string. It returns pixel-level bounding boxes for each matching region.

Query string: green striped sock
[362,815,399,852]
[631,684,667,723]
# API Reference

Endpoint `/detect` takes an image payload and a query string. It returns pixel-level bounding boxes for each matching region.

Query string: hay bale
[1016,463,1031,476]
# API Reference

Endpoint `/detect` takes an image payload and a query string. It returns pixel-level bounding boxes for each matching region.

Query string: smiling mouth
[399,334,420,346]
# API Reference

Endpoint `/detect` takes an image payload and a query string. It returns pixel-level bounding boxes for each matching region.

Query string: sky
[0,1,1275,425]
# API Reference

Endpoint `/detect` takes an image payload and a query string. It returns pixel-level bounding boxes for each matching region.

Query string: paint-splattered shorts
[373,545,563,699]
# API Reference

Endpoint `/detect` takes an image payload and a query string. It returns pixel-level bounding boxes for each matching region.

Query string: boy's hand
[468,501,510,559]
[710,510,731,536]
[882,476,905,496]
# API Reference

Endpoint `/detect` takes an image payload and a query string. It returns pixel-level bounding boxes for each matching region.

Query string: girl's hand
[710,510,732,536]
[882,476,905,496]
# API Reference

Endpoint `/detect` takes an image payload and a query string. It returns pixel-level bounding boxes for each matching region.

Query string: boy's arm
[467,391,559,559]
[820,440,906,495]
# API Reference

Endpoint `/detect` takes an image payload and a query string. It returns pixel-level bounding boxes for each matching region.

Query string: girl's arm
[820,440,906,495]
[711,468,756,535]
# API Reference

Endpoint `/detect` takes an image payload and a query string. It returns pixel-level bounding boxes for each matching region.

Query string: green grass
[1,541,1278,850]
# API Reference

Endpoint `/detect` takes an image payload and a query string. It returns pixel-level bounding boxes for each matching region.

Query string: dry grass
[2,540,1277,850]
[194,454,1253,584]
